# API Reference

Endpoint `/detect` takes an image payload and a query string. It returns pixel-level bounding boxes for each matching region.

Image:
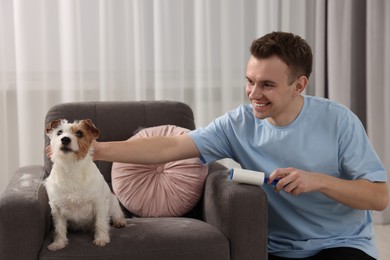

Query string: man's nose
[249,85,262,99]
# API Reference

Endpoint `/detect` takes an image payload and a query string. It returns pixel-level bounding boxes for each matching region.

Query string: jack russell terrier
[45,119,126,251]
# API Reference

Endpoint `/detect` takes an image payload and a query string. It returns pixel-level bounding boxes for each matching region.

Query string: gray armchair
[0,100,268,260]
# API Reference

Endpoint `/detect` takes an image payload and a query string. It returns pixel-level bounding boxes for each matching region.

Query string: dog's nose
[61,137,71,146]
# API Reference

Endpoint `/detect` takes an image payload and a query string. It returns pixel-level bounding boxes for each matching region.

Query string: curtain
[0,0,389,222]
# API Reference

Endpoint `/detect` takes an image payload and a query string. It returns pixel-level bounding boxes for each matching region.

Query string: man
[93,32,388,259]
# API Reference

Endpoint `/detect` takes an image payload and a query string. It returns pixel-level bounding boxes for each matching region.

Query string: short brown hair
[250,31,313,82]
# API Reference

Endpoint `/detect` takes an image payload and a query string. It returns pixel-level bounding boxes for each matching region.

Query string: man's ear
[294,76,308,95]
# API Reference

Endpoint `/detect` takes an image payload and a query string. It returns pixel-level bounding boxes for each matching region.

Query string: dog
[45,119,126,251]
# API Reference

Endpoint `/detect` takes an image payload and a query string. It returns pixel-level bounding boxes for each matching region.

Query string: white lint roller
[229,168,279,186]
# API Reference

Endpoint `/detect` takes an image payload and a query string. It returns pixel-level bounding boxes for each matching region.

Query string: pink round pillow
[111,125,208,217]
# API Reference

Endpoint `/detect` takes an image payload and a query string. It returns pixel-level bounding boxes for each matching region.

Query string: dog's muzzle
[61,137,71,145]
[60,137,72,152]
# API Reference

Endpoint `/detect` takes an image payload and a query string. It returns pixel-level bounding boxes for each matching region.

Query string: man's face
[245,55,303,126]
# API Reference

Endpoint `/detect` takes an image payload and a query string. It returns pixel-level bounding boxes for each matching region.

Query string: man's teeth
[256,103,267,107]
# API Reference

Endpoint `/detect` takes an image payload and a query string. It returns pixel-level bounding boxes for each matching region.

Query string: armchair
[0,100,268,260]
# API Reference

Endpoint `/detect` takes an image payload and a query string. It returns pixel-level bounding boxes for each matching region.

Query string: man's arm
[93,133,200,165]
[268,167,389,211]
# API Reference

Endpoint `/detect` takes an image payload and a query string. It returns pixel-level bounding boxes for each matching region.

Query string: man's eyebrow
[245,76,277,85]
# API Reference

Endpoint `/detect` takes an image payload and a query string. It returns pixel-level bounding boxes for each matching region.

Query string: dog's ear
[46,119,63,136]
[82,119,100,139]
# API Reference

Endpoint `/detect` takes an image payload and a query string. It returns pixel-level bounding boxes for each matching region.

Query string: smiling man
[93,32,388,259]
[245,55,306,126]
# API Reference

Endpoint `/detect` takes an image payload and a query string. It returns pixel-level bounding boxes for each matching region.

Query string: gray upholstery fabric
[0,166,51,260]
[204,163,268,259]
[39,218,229,260]
[0,100,268,260]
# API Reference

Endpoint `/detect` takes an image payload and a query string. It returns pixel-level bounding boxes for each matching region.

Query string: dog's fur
[45,119,126,251]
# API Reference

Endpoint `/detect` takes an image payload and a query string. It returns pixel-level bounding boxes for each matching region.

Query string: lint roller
[229,168,279,186]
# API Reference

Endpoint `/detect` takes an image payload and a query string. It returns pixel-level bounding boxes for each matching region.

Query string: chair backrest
[44,100,196,187]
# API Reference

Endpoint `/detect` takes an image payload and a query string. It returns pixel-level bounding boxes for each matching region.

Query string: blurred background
[0,0,389,225]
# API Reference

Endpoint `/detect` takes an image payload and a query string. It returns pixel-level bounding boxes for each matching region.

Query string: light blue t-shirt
[189,95,387,258]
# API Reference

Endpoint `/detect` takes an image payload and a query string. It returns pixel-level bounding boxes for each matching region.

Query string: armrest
[0,165,51,260]
[203,164,268,260]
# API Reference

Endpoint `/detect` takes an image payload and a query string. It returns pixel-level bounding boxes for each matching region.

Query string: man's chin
[252,110,268,120]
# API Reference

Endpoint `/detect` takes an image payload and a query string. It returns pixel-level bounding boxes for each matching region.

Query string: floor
[374,224,390,259]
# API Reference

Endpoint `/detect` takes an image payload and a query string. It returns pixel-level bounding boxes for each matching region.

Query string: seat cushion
[111,125,208,217]
[39,218,230,260]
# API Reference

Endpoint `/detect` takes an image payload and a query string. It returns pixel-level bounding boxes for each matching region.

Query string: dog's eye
[76,130,84,138]
[56,130,63,136]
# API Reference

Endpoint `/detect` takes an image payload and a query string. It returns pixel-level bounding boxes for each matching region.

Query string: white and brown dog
[45,119,126,251]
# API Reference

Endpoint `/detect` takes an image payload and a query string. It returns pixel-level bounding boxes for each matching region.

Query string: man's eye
[246,81,255,88]
[57,130,63,136]
[76,130,84,138]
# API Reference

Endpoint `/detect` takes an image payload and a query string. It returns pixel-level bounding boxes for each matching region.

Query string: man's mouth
[254,101,271,108]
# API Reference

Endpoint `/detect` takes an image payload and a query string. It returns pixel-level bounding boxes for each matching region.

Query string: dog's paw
[93,232,110,247]
[47,240,68,251]
[113,218,126,228]
[93,237,110,247]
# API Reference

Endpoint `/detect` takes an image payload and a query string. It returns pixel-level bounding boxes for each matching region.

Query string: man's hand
[267,167,388,211]
[268,167,321,195]
[46,145,52,159]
